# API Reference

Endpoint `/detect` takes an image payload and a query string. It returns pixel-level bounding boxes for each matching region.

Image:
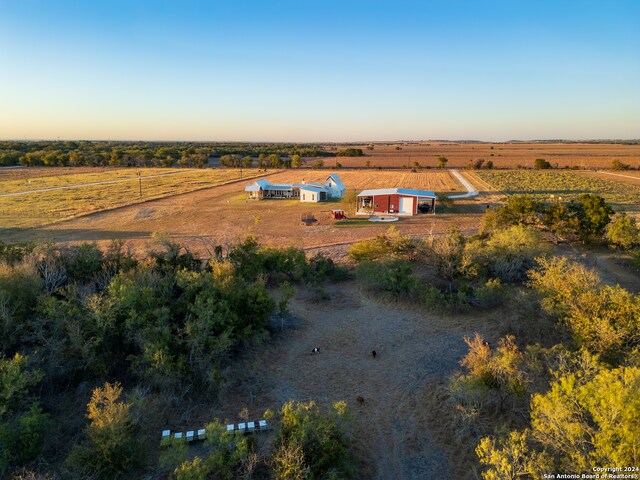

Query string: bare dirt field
[217,281,495,480]
[317,142,640,169]
[266,169,463,193]
[1,170,482,256]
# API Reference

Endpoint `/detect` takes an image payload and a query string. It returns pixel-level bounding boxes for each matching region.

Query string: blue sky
[1,0,639,141]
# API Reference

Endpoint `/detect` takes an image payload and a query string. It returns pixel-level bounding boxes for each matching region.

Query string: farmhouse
[245,174,345,202]
[356,188,437,216]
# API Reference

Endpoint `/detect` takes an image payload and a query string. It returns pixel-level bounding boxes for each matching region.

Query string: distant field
[0,168,271,229]
[317,142,640,169]
[475,170,640,206]
[0,166,110,182]
[0,168,194,195]
[265,169,463,193]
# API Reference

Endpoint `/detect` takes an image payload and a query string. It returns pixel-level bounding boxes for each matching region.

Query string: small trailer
[329,209,347,220]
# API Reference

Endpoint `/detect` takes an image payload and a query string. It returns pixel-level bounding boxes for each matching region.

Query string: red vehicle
[330,209,347,220]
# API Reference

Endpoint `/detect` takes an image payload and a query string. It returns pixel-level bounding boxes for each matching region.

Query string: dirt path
[448,169,478,199]
[248,282,489,479]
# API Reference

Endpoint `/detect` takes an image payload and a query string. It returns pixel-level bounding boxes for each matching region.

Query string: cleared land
[0,168,271,228]
[0,169,481,255]
[474,169,640,207]
[318,142,640,169]
[218,281,488,480]
[265,169,463,193]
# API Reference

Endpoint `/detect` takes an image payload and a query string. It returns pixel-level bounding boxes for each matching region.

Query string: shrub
[529,256,640,362]
[0,262,41,352]
[337,148,364,157]
[349,227,421,262]
[467,225,549,282]
[605,213,640,250]
[534,158,552,169]
[355,260,417,296]
[307,254,349,283]
[172,420,254,480]
[610,158,629,170]
[276,400,353,479]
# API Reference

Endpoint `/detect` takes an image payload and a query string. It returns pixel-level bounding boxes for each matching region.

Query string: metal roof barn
[356,188,437,216]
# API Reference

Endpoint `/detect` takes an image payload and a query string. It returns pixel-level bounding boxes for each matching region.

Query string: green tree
[291,154,302,168]
[534,158,552,169]
[0,354,43,418]
[541,203,579,244]
[458,334,528,412]
[172,420,253,480]
[606,213,640,250]
[268,154,281,168]
[476,429,551,480]
[530,366,640,471]
[437,156,448,168]
[337,148,364,157]
[529,256,640,361]
[273,442,310,480]
[277,400,353,479]
[67,382,142,479]
[571,194,613,242]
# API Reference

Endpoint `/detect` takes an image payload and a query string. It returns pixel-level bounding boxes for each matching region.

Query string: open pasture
[0,167,188,194]
[0,166,116,182]
[0,168,270,229]
[265,169,464,194]
[474,170,640,207]
[319,142,640,169]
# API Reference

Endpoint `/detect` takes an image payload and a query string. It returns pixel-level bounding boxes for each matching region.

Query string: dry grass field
[265,169,464,193]
[474,169,640,208]
[0,166,106,181]
[317,142,640,169]
[0,167,187,194]
[0,168,271,229]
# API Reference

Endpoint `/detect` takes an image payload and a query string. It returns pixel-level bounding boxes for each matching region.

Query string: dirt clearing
[226,282,493,480]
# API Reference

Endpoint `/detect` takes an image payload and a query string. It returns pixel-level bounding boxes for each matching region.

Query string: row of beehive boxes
[162,419,270,444]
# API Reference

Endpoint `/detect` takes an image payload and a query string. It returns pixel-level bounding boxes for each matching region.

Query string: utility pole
[138,172,142,197]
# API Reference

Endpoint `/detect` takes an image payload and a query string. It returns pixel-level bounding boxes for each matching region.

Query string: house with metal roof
[355,188,437,215]
[244,174,345,202]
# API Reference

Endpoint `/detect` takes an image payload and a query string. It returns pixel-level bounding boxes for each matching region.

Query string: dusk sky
[1,1,639,142]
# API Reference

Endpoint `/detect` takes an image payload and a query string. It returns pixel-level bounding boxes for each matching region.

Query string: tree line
[0,141,331,168]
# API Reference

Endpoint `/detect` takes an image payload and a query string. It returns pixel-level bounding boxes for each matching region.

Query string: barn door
[399,196,413,214]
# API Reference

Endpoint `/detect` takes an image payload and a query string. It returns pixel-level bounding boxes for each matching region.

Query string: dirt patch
[219,282,495,480]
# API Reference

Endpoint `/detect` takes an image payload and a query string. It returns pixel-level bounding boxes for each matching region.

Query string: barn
[355,188,437,216]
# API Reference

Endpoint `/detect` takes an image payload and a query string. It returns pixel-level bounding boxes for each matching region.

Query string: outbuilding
[356,188,437,216]
[299,184,327,203]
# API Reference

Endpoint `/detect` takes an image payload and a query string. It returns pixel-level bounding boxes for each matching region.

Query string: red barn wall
[372,194,401,213]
